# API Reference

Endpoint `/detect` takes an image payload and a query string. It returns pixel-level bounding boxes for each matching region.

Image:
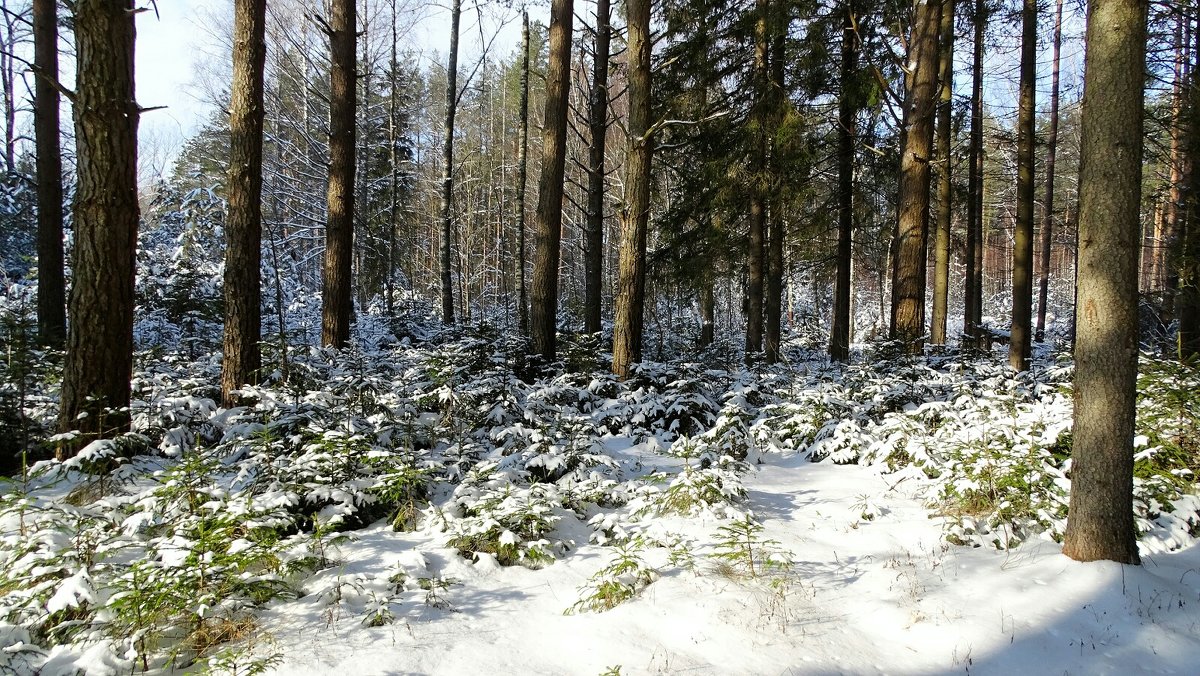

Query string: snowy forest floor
[259,457,1200,676]
[1,323,1199,675]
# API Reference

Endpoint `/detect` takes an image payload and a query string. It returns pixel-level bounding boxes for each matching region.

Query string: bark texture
[1009,0,1036,371]
[764,1,786,365]
[1035,0,1063,343]
[745,0,769,359]
[517,12,530,336]
[890,0,942,354]
[57,0,140,451]
[830,0,857,362]
[930,0,954,347]
[221,0,267,407]
[584,0,611,335]
[321,0,357,348]
[440,0,462,324]
[33,0,64,347]
[611,0,652,379]
[1061,0,1146,566]
[963,0,986,347]
[530,0,574,361]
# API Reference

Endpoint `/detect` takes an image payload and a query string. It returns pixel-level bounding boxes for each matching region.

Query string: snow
[251,455,1200,676]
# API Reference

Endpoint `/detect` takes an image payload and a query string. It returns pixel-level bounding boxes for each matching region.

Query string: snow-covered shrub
[568,541,657,613]
[444,475,567,567]
[631,455,749,520]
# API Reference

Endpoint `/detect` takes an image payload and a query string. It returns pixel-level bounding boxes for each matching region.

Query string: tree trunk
[33,0,64,347]
[1179,20,1200,361]
[1061,0,1146,566]
[700,269,715,348]
[611,0,652,379]
[890,0,942,355]
[386,0,400,317]
[584,0,611,335]
[745,0,769,360]
[57,0,139,452]
[440,0,462,324]
[517,11,530,336]
[764,0,786,365]
[930,0,954,347]
[321,0,356,348]
[963,0,986,348]
[530,0,574,361]
[830,0,857,362]
[1009,0,1036,371]
[221,0,267,408]
[1162,15,1190,333]
[1035,0,1063,343]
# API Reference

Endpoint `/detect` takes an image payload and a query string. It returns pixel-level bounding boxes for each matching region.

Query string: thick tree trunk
[33,0,64,347]
[440,0,461,324]
[611,0,651,379]
[221,0,267,407]
[517,11,530,336]
[930,0,954,347]
[1009,0,1036,371]
[530,0,574,361]
[584,0,611,335]
[830,0,858,362]
[321,0,356,348]
[963,0,986,348]
[1035,0,1063,343]
[890,0,942,354]
[57,0,139,452]
[1061,0,1146,566]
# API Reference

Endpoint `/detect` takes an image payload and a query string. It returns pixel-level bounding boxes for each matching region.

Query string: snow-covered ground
[258,451,1200,676]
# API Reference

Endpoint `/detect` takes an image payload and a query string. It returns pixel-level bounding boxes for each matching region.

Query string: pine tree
[32,0,64,347]
[530,0,574,361]
[221,0,268,407]
[321,0,357,348]
[57,0,140,453]
[1061,0,1147,565]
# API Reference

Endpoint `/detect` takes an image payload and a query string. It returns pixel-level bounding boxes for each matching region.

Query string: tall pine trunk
[1035,0,1063,343]
[33,0,64,347]
[1162,16,1190,333]
[1009,0,1036,371]
[321,0,356,348]
[221,0,267,407]
[584,0,611,335]
[440,0,462,324]
[930,0,954,347]
[890,0,942,354]
[530,0,574,361]
[611,0,652,379]
[963,0,986,347]
[830,0,857,362]
[764,0,786,365]
[745,0,769,360]
[57,0,139,452]
[1179,19,1200,360]
[1061,0,1146,565]
[517,11,530,336]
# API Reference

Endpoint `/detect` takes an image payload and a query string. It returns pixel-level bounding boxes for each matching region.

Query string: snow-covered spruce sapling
[633,455,748,519]
[568,541,657,613]
[446,482,565,567]
[710,517,793,580]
